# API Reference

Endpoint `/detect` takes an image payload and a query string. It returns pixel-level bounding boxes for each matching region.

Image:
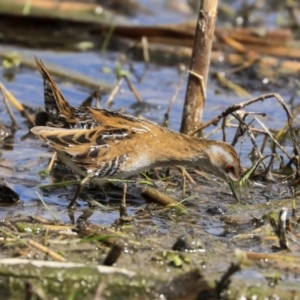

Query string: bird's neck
[152,131,212,167]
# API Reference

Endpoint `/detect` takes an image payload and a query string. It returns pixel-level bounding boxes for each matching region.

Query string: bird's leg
[180,167,186,199]
[47,152,57,173]
[119,183,127,217]
[68,176,90,209]
[38,152,57,178]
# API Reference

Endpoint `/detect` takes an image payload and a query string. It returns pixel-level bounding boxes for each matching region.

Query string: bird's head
[204,141,241,201]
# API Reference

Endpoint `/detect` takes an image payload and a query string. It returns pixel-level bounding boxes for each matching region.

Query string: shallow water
[0,2,300,298]
[0,45,295,217]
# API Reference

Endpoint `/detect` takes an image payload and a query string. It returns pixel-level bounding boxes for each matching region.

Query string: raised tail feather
[35,57,75,122]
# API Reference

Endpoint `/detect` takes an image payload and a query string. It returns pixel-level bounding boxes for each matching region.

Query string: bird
[33,57,241,208]
[31,115,241,208]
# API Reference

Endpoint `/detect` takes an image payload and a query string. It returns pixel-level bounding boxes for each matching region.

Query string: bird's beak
[228,179,241,203]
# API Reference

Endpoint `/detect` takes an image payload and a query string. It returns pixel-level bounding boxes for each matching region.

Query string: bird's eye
[225,164,235,174]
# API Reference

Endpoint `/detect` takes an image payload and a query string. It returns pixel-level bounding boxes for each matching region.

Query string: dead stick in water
[0,82,34,126]
[141,187,187,214]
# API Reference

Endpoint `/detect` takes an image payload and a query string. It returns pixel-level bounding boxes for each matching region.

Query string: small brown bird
[31,115,241,208]
[33,58,241,208]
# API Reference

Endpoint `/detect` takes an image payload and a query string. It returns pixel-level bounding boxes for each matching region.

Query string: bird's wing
[31,125,148,177]
[87,108,153,133]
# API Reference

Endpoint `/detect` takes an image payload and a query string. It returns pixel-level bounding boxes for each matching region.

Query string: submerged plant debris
[0,1,300,299]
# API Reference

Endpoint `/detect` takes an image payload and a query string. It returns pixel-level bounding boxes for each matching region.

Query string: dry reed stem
[164,70,187,120]
[27,239,67,262]
[1,87,18,129]
[105,75,143,106]
[180,0,218,134]
[105,77,124,106]
[0,82,34,126]
[46,152,57,173]
[141,187,187,213]
[190,93,298,158]
[255,117,292,159]
[120,183,127,217]
[141,36,150,64]
[180,167,196,185]
[123,76,143,103]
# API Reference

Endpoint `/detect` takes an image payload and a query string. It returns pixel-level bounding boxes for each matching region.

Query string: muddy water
[0,47,293,207]
[0,1,300,298]
[0,48,298,298]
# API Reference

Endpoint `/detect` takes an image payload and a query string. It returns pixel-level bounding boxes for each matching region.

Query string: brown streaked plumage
[35,57,100,129]
[33,57,241,208]
[31,117,241,207]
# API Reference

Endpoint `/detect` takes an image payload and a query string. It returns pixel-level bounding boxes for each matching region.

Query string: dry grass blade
[216,72,251,97]
[47,152,57,173]
[163,70,187,126]
[141,36,150,64]
[0,86,18,129]
[0,228,27,245]
[215,31,247,53]
[105,77,124,106]
[231,111,266,146]
[271,94,300,158]
[228,123,271,135]
[123,76,143,103]
[35,191,58,222]
[0,258,136,276]
[103,62,143,106]
[180,167,195,185]
[235,248,300,263]
[28,239,67,262]
[275,81,300,141]
[205,115,235,139]
[38,180,80,190]
[190,93,293,136]
[231,112,269,173]
[0,82,34,126]
[239,154,274,186]
[101,22,116,55]
[255,117,292,159]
